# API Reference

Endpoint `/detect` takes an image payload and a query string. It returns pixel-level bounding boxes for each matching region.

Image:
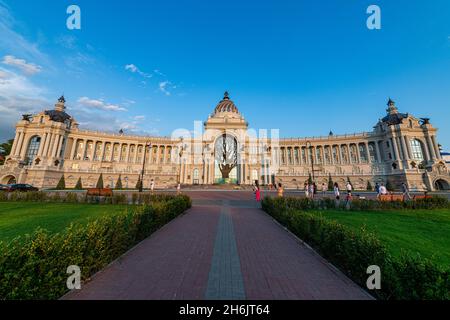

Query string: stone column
[404,136,412,159]
[133,144,139,164]
[10,131,19,156]
[400,135,409,161]
[15,132,25,157]
[356,144,361,164]
[431,136,441,159]
[425,135,436,160]
[70,138,77,160]
[37,133,47,157]
[375,141,382,163]
[125,144,131,163]
[391,137,400,161]
[48,134,56,158]
[20,134,30,159]
[55,135,64,158]
[421,139,430,162]
[43,133,52,158]
[364,142,370,163]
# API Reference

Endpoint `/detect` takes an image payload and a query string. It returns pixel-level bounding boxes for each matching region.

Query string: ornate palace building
[1,93,449,191]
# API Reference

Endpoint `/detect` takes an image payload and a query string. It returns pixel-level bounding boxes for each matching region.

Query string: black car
[4,184,39,192]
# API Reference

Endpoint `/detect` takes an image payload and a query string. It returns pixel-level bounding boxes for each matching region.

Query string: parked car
[0,184,8,191]
[3,184,39,192]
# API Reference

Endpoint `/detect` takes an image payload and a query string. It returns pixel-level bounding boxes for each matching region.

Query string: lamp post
[306,141,315,183]
[139,141,151,193]
[178,138,184,185]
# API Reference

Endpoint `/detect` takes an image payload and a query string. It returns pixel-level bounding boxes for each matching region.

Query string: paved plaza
[63,191,375,300]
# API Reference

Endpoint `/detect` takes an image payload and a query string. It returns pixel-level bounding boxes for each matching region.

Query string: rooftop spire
[386,97,398,115]
[55,95,66,112]
[223,91,230,100]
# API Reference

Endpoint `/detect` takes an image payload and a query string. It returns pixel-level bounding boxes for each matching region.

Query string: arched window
[410,139,424,161]
[350,145,358,163]
[316,147,322,164]
[25,136,41,165]
[368,143,377,163]
[359,144,368,163]
[332,146,339,163]
[193,168,200,185]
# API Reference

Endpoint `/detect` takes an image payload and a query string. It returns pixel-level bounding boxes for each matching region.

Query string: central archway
[214,134,238,184]
[434,179,449,191]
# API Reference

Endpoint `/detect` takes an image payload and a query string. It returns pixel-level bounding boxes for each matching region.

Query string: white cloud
[125,64,152,78]
[77,97,128,112]
[0,67,49,140]
[2,55,42,75]
[159,81,173,96]
[0,3,49,67]
[133,115,146,121]
[56,35,77,49]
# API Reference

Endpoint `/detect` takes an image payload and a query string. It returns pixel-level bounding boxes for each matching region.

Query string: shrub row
[0,195,192,300]
[262,197,450,300]
[273,196,450,211]
[0,191,186,206]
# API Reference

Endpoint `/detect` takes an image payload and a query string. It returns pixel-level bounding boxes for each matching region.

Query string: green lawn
[0,202,131,243]
[310,209,450,268]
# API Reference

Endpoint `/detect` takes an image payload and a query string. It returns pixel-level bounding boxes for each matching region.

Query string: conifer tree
[96,173,104,189]
[56,175,66,190]
[116,175,123,190]
[328,173,334,191]
[74,177,83,190]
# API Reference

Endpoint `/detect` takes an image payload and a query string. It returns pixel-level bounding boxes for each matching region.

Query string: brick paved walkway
[64,193,373,300]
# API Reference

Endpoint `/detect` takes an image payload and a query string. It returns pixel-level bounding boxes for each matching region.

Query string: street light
[178,137,184,185]
[139,141,152,193]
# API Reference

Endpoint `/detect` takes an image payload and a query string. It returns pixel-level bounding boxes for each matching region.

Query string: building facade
[1,93,449,191]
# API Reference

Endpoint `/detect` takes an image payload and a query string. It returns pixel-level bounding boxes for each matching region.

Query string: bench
[413,195,432,200]
[86,188,113,197]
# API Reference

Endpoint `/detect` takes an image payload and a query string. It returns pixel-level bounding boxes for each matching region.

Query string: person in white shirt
[346,182,353,193]
[150,180,155,194]
[379,184,388,196]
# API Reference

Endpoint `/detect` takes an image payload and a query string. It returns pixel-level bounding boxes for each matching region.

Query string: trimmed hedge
[262,197,450,300]
[270,195,450,211]
[0,195,192,300]
[0,191,190,206]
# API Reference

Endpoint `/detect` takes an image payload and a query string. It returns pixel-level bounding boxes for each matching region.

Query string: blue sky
[0,0,449,149]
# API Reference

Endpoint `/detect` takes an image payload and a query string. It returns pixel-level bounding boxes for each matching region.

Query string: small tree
[74,177,83,190]
[116,175,123,190]
[366,180,373,191]
[328,173,334,191]
[308,173,313,184]
[386,180,395,192]
[56,175,66,190]
[96,173,104,189]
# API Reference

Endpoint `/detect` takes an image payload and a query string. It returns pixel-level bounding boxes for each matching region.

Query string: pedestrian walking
[177,183,181,195]
[309,183,315,200]
[150,180,155,194]
[333,182,340,206]
[255,182,261,202]
[322,183,327,196]
[346,181,353,195]
[304,183,309,198]
[402,182,411,200]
